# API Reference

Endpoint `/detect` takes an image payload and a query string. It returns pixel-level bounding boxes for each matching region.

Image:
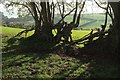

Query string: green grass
[2,52,90,78]
[72,30,91,40]
[0,26,34,37]
[1,26,91,41]
[1,26,119,78]
[0,26,91,78]
[1,26,95,48]
[2,52,119,78]
[0,26,34,49]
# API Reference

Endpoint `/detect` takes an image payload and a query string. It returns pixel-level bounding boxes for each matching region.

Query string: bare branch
[47,2,52,23]
[57,0,63,19]
[51,2,55,24]
[29,2,38,20]
[14,28,34,38]
[54,7,76,27]
[73,0,78,23]
[94,1,114,24]
[67,30,109,47]
[76,0,86,27]
[35,3,41,18]
[25,2,35,19]
[108,3,114,22]
[94,0,107,10]
[101,3,109,32]
[8,2,35,19]
[66,3,74,8]
[62,1,65,19]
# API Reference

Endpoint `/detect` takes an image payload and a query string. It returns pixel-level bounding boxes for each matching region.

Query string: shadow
[2,34,120,79]
[2,51,50,70]
[50,39,120,78]
[2,43,120,79]
[2,36,57,54]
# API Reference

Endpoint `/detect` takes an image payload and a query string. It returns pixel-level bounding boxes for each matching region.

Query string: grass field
[0,26,33,37]
[1,26,92,49]
[1,26,92,41]
[1,26,119,78]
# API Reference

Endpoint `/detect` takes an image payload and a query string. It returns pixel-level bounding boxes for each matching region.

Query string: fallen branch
[14,28,34,38]
[7,28,34,46]
[67,31,109,47]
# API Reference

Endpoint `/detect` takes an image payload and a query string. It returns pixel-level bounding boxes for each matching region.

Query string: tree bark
[73,1,78,23]
[109,2,120,53]
[76,1,85,27]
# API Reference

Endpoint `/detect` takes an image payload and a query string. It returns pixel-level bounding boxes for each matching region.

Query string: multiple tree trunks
[6,1,120,53]
[6,1,86,43]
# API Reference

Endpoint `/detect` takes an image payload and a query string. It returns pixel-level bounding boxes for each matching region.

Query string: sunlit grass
[1,26,92,41]
[72,30,91,40]
[1,26,96,48]
[0,26,34,37]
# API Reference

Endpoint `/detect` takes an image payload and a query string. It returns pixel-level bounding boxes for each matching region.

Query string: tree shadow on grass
[2,37,57,54]
[2,37,120,79]
[65,44,119,78]
[49,40,120,79]
[2,51,51,79]
[2,51,50,68]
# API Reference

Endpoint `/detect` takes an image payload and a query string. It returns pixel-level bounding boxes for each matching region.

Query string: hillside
[56,13,112,29]
[2,13,112,29]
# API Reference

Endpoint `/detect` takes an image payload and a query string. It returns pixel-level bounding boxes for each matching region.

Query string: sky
[0,0,106,18]
[0,4,18,18]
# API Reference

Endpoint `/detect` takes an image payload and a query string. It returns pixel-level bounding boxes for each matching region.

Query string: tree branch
[14,28,34,38]
[35,3,41,18]
[73,0,78,23]
[76,0,86,27]
[62,1,65,19]
[108,3,114,22]
[67,30,109,47]
[94,0,107,10]
[54,7,76,27]
[29,2,38,20]
[9,2,35,19]
[57,0,63,19]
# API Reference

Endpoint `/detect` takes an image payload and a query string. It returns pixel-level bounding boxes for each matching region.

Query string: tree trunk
[30,2,41,38]
[31,2,53,41]
[34,21,40,37]
[73,1,78,23]
[109,2,120,53]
